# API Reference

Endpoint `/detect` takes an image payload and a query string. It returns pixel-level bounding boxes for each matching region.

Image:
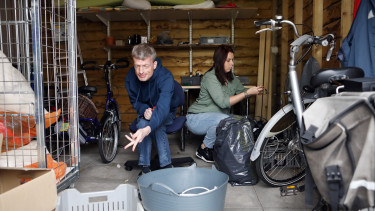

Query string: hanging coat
[338,0,375,78]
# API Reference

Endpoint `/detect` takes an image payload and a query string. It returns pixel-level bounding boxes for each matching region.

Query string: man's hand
[143,108,153,120]
[124,126,151,151]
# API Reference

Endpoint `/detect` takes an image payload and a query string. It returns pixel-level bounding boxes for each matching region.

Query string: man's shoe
[141,166,151,174]
[138,166,151,177]
[196,146,214,163]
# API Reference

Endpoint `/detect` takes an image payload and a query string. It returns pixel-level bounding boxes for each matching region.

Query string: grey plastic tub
[137,164,229,211]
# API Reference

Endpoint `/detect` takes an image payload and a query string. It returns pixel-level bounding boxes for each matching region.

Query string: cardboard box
[0,168,57,211]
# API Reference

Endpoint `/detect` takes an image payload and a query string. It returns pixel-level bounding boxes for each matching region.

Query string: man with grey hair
[124,44,179,174]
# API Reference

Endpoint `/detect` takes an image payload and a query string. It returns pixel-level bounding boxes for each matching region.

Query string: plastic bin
[56,184,144,211]
[138,164,229,211]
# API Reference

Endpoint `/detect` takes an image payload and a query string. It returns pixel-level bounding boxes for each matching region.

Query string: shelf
[77,8,258,22]
[77,7,258,74]
[106,43,234,50]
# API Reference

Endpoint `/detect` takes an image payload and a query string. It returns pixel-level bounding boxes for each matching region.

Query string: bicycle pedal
[280,185,299,196]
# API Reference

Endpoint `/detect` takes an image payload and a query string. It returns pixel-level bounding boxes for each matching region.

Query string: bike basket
[78,94,98,119]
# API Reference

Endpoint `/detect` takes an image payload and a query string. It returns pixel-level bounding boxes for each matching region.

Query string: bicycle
[250,16,364,187]
[77,59,129,163]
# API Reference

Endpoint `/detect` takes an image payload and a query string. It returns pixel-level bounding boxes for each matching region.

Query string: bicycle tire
[255,109,307,187]
[98,113,118,163]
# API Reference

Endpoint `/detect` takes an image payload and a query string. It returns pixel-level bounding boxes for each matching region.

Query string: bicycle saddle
[310,67,364,88]
[78,86,97,95]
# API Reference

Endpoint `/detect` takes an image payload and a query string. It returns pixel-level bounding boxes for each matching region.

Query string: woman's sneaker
[195,146,214,163]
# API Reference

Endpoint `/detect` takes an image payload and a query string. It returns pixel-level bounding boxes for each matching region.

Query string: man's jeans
[186,112,229,148]
[136,112,175,167]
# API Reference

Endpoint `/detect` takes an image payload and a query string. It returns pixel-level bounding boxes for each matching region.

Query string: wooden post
[280,0,289,107]
[341,0,354,42]
[294,0,303,75]
[264,30,273,120]
[255,26,266,118]
[255,26,272,120]
[294,0,303,37]
[255,26,271,118]
[313,0,323,66]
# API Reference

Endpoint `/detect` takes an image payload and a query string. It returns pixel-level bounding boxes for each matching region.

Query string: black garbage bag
[213,115,258,186]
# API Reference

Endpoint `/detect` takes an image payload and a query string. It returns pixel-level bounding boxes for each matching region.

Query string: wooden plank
[294,0,304,75]
[77,8,258,22]
[76,3,274,125]
[294,0,303,36]
[255,26,267,118]
[280,0,289,107]
[264,30,272,120]
[341,0,354,43]
[313,0,323,66]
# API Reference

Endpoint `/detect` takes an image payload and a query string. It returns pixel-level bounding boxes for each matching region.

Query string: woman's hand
[247,86,265,95]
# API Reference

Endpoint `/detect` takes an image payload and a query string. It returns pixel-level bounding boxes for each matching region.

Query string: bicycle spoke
[265,150,304,180]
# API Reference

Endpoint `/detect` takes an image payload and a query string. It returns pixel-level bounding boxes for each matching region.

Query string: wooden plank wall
[76,0,354,130]
[77,0,274,131]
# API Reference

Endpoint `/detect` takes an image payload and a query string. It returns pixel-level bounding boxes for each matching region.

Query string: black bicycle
[78,59,129,163]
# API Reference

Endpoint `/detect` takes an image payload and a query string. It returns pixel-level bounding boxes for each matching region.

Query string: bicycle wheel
[255,109,307,187]
[98,113,118,163]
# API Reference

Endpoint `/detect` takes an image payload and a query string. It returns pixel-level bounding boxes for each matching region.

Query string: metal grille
[0,0,79,191]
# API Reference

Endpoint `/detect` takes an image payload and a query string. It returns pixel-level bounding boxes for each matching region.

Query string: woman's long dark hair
[208,45,234,85]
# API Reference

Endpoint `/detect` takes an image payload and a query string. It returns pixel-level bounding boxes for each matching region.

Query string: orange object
[106,36,115,46]
[0,109,61,152]
[25,154,67,181]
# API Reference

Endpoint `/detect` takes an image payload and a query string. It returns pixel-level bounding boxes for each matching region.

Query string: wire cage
[0,0,79,191]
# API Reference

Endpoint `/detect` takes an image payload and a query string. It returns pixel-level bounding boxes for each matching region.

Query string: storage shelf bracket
[231,10,239,44]
[188,11,193,76]
[231,10,239,72]
[140,12,151,41]
[96,14,112,60]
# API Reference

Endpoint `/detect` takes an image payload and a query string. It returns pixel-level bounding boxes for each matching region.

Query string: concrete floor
[72,132,311,211]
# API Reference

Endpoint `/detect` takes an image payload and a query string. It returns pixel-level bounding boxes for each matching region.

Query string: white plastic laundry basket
[56,184,143,211]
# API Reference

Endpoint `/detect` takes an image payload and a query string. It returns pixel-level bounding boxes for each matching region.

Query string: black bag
[213,115,258,186]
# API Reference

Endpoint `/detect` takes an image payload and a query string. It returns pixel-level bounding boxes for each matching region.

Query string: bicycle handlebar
[312,34,334,46]
[81,59,130,71]
[81,61,99,71]
[254,20,274,27]
[254,16,335,61]
[114,58,130,69]
[254,17,300,37]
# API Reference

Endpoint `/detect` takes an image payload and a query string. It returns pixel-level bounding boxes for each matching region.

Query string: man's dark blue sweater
[125,57,178,131]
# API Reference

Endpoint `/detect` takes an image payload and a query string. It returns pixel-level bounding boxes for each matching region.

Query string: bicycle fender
[250,99,315,161]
